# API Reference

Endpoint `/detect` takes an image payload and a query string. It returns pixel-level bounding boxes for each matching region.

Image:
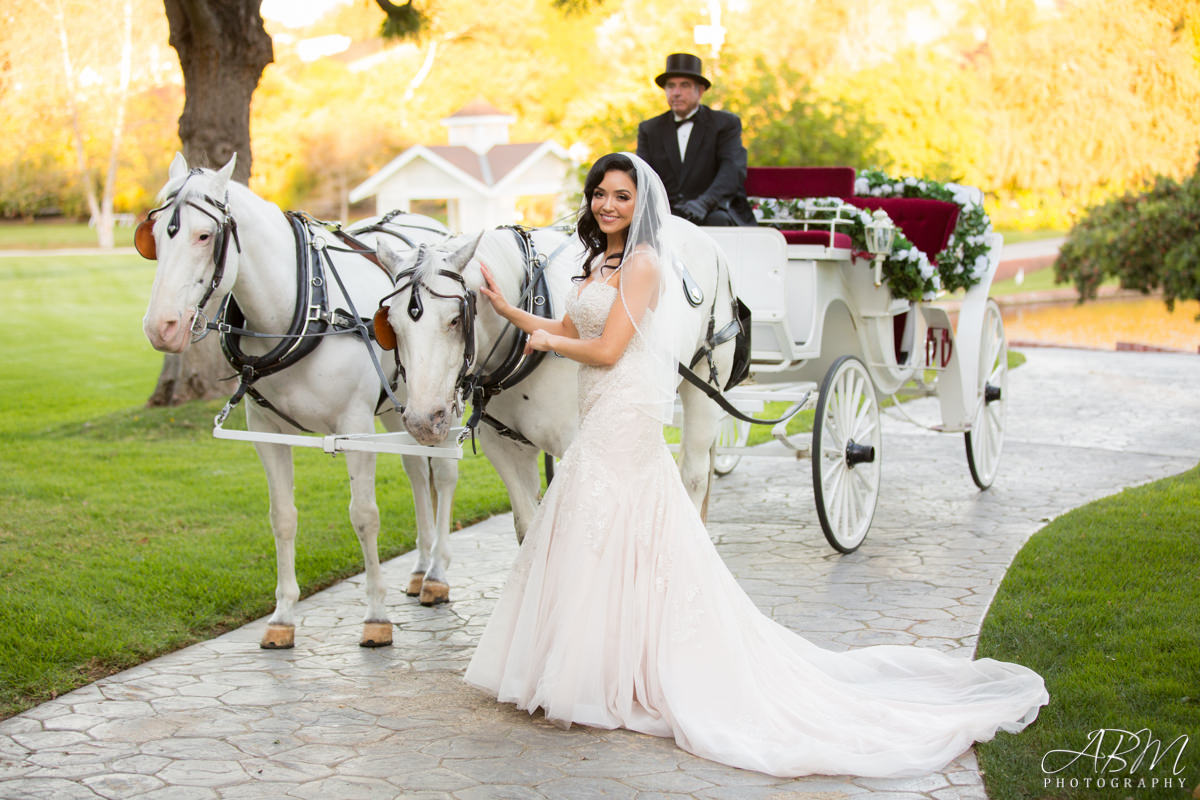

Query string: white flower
[855,177,869,195]
[919,260,934,279]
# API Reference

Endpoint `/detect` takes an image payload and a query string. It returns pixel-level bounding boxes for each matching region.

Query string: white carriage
[698,166,1008,553]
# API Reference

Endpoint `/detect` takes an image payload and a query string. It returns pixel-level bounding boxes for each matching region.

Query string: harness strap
[218,213,327,378]
[248,387,313,432]
[480,411,536,448]
[676,363,805,426]
[316,242,405,413]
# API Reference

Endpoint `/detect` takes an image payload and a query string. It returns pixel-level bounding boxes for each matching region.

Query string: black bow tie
[673,117,694,128]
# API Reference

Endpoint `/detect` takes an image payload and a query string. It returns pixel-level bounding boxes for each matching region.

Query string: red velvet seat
[778,229,853,247]
[845,196,959,263]
[746,167,857,248]
[745,167,856,199]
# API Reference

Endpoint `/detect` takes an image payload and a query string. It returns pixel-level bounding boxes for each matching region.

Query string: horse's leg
[419,455,459,606]
[677,381,724,522]
[344,449,391,647]
[400,454,437,599]
[478,426,541,545]
[252,437,300,649]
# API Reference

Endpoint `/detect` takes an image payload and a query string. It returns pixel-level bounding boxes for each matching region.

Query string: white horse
[373,222,737,576]
[141,153,457,648]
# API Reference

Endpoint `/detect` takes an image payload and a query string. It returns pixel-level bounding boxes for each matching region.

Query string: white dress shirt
[675,110,698,161]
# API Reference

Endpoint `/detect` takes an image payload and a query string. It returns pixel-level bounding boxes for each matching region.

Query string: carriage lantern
[864,210,896,287]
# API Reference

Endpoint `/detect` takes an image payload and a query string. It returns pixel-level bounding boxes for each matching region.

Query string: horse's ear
[168,152,188,181]
[447,232,484,274]
[376,239,403,274]
[215,154,237,189]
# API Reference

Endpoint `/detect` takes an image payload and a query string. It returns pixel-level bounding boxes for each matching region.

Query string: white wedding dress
[465,279,1048,778]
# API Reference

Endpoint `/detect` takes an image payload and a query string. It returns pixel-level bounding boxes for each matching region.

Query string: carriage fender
[920,304,968,430]
[925,231,1004,431]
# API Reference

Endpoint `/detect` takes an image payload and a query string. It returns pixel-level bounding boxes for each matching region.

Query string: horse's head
[375,233,483,445]
[141,152,241,353]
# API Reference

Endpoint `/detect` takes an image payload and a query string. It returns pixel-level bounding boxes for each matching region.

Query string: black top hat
[655,53,711,89]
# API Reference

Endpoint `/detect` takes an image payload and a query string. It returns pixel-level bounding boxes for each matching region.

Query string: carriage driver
[636,53,756,227]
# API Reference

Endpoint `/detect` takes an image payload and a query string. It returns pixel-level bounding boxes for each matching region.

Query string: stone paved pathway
[1,347,1197,800]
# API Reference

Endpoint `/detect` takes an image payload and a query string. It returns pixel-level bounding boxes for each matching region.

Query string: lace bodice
[564,279,653,421]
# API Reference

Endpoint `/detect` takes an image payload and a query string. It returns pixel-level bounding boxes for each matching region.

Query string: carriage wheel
[965,299,1008,489]
[713,415,750,477]
[812,355,882,553]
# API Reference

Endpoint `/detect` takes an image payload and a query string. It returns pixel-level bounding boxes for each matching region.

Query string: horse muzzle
[402,407,452,446]
[143,309,196,354]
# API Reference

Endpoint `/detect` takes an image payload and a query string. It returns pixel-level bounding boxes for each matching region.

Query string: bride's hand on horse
[526,329,553,355]
[479,264,513,317]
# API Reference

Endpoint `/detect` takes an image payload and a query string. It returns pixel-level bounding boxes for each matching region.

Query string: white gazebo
[349,100,575,232]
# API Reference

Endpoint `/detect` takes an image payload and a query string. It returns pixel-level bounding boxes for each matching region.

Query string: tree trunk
[148,0,272,406]
[164,0,272,181]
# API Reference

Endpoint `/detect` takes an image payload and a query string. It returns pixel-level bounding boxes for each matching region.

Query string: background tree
[52,0,135,249]
[0,0,165,239]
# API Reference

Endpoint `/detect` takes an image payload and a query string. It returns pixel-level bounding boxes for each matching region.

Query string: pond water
[1001,295,1200,353]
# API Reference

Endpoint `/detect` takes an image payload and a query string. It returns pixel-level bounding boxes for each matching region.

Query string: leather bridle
[374,251,479,417]
[135,168,242,337]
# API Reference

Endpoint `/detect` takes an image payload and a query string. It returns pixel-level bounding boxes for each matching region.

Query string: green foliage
[975,464,1200,799]
[728,61,887,169]
[1055,153,1200,317]
[377,0,429,40]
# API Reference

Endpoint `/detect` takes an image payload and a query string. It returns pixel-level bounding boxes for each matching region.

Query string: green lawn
[976,465,1200,799]
[0,220,134,249]
[0,250,512,719]
[995,229,1066,245]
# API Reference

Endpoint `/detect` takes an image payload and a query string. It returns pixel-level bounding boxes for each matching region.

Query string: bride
[465,152,1047,778]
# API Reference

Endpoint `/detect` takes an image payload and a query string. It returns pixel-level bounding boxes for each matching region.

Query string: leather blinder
[373,306,397,350]
[134,217,157,260]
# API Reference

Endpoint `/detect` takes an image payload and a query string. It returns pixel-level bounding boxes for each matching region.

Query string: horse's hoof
[260,624,295,649]
[406,571,425,597]
[360,621,393,648]
[419,580,450,607]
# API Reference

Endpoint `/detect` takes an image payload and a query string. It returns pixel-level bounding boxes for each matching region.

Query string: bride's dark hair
[574,153,638,282]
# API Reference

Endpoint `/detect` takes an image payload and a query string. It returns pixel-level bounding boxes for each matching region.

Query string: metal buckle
[189,308,211,342]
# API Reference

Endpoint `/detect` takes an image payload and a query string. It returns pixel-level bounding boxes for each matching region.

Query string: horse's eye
[448,316,461,329]
[198,233,211,242]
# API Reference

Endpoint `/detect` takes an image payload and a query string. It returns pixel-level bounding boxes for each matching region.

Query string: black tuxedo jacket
[636,105,755,226]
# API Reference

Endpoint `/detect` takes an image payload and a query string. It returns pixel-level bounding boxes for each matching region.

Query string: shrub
[1055,152,1200,317]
